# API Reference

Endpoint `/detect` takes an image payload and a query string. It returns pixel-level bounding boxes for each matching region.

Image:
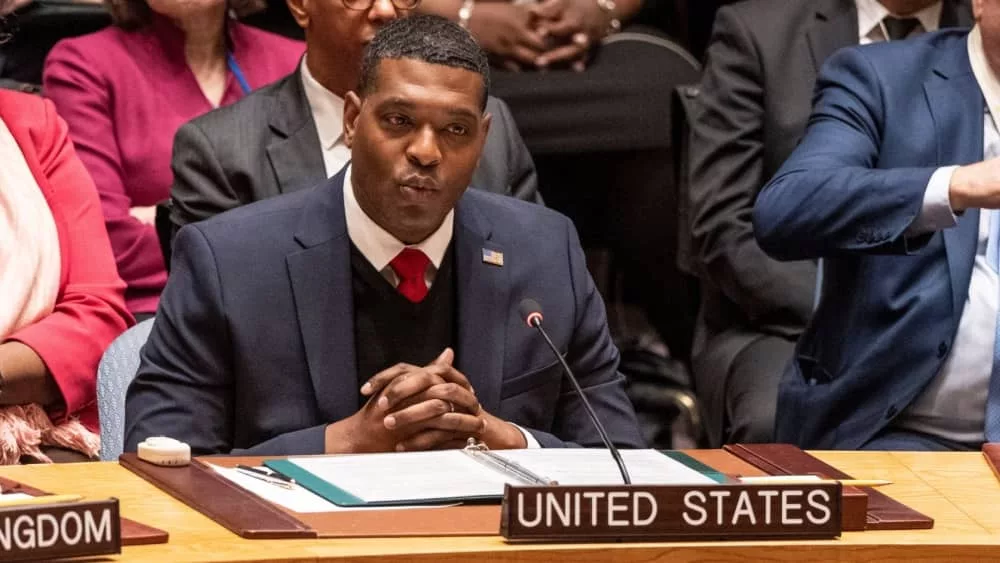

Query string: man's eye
[385,115,410,127]
[447,124,469,136]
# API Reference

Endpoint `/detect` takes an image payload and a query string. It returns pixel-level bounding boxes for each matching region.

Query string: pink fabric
[0,405,99,464]
[43,17,304,313]
[0,90,133,439]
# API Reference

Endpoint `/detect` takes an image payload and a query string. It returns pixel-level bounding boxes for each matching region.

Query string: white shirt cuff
[907,165,959,235]
[512,423,541,448]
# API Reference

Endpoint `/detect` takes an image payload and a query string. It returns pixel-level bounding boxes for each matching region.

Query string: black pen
[234,467,295,489]
[236,464,296,485]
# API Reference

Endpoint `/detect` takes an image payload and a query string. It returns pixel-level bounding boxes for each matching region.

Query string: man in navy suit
[754,0,1000,450]
[123,15,644,456]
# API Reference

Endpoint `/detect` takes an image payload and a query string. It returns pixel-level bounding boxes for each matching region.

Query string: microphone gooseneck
[518,298,632,485]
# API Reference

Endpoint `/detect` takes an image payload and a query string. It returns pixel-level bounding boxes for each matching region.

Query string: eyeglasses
[343,0,420,11]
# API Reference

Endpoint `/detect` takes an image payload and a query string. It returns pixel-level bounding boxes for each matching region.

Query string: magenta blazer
[43,16,304,313]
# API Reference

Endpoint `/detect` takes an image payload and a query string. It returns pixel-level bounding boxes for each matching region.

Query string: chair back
[673,83,701,277]
[97,318,155,461]
[0,0,111,88]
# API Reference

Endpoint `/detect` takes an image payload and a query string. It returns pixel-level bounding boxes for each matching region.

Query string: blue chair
[97,318,155,461]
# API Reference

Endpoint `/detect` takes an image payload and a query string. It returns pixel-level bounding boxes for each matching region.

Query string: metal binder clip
[462,438,557,486]
[464,437,489,451]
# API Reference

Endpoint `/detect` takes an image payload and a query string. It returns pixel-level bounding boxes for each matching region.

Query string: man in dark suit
[753,0,1000,450]
[125,15,643,456]
[687,0,971,446]
[167,0,541,238]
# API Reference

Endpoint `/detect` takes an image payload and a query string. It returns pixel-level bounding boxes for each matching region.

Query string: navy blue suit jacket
[753,29,985,449]
[124,169,644,455]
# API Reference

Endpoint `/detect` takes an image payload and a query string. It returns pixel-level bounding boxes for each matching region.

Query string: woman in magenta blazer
[0,89,133,464]
[43,0,304,317]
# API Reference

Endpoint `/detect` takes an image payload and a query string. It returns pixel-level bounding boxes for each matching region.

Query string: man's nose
[368,0,398,24]
[406,126,442,168]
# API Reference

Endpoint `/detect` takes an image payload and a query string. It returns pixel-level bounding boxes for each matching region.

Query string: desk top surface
[1,450,998,562]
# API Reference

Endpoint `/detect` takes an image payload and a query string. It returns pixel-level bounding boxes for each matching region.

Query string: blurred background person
[687,0,970,447]
[42,0,304,319]
[0,0,133,464]
[752,0,991,451]
[167,0,541,241]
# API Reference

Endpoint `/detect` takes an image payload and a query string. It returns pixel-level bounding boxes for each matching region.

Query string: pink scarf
[0,405,99,464]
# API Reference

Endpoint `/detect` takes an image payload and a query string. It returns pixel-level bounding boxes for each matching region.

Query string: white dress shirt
[343,164,540,448]
[300,56,352,178]
[895,26,1000,444]
[856,0,942,44]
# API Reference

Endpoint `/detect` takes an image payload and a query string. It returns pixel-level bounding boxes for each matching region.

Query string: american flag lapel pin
[482,248,504,267]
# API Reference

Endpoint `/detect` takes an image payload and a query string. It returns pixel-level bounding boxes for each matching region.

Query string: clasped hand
[324,348,527,453]
[470,0,610,72]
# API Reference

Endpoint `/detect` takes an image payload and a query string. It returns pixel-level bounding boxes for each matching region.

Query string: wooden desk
[2,451,999,562]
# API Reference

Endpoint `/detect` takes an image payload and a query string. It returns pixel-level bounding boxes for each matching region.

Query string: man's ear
[286,0,310,29]
[343,91,363,148]
[973,0,984,20]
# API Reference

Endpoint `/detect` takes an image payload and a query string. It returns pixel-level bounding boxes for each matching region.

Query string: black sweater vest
[350,244,457,398]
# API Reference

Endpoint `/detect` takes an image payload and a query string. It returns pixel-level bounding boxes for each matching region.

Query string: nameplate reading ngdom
[0,498,121,561]
[500,483,842,542]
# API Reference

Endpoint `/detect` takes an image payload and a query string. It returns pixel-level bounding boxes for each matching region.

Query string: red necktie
[389,248,431,303]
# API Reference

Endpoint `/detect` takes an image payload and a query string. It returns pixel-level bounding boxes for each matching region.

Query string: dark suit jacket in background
[125,169,643,455]
[168,70,542,233]
[687,0,971,444]
[753,30,982,449]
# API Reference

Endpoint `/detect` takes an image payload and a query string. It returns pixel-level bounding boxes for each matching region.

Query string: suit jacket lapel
[805,0,971,76]
[454,194,507,415]
[925,38,985,318]
[267,70,327,195]
[807,0,858,76]
[287,170,359,421]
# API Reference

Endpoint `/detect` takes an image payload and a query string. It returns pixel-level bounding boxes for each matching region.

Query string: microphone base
[500,482,842,542]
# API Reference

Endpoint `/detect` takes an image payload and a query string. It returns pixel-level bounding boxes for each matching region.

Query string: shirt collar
[343,164,454,273]
[856,0,942,42]
[300,55,345,151]
[969,25,1000,122]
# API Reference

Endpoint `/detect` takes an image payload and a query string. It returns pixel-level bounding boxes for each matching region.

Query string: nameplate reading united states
[500,483,841,542]
[0,499,121,561]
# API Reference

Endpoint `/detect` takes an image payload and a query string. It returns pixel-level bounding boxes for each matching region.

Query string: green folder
[265,450,726,508]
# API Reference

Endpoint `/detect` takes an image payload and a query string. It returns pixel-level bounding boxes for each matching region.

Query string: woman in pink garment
[0,0,133,464]
[43,0,304,318]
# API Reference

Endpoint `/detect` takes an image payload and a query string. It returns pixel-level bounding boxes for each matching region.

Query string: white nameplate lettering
[501,483,841,542]
[0,499,121,561]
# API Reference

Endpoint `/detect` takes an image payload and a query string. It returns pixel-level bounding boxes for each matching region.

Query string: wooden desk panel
[882,451,1000,535]
[0,451,997,562]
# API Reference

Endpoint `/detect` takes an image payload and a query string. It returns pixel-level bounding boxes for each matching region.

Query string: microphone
[517,298,631,485]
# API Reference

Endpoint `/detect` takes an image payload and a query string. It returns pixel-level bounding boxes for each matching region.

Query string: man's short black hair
[359,14,490,111]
